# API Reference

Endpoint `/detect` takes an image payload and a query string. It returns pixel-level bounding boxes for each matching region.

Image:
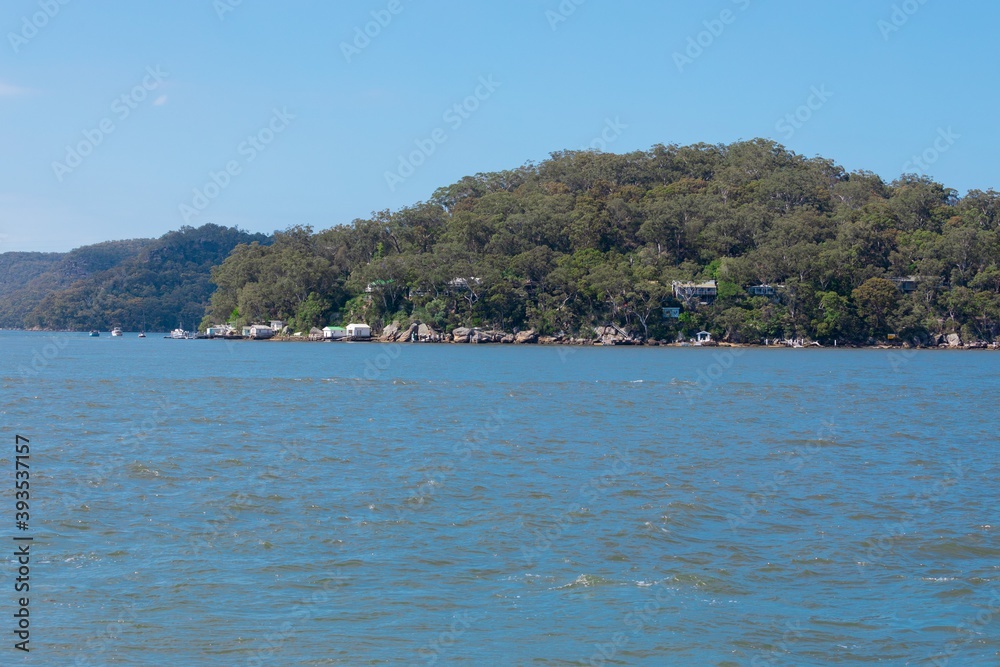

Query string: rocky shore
[267,322,999,350]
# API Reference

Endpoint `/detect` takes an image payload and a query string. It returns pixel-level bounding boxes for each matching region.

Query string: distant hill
[0,224,270,331]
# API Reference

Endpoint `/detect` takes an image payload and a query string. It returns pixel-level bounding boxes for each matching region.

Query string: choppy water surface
[1,331,998,665]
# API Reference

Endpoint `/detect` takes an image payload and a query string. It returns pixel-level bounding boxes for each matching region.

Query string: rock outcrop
[514,330,538,344]
[593,324,635,345]
[379,322,400,342]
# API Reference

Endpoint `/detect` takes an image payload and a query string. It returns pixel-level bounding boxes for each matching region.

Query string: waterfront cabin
[695,331,712,343]
[662,307,680,319]
[672,280,717,306]
[206,324,236,338]
[248,324,274,339]
[270,320,285,332]
[346,323,371,340]
[748,284,777,298]
[323,326,347,340]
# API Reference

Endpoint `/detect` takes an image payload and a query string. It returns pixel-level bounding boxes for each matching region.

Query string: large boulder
[398,322,419,342]
[500,334,515,344]
[474,330,506,343]
[417,323,435,340]
[452,327,471,343]
[380,322,400,342]
[593,324,633,345]
[946,333,962,348]
[514,330,538,344]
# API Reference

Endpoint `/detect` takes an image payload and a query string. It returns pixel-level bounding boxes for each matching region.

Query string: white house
[270,320,285,332]
[346,323,371,340]
[323,326,347,340]
[249,324,274,339]
[695,331,712,344]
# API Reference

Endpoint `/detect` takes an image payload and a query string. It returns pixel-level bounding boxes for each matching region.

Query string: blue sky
[1,0,997,252]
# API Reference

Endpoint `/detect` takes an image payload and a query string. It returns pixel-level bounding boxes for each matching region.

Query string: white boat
[170,328,188,339]
[111,327,123,337]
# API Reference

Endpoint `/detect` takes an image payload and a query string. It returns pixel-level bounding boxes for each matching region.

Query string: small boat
[138,332,146,338]
[111,327,123,337]
[169,328,188,339]
[89,330,100,337]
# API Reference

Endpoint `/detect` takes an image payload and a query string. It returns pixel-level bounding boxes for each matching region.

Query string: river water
[1,331,998,665]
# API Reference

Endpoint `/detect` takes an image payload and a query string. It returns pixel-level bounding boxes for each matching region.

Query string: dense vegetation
[202,140,1000,344]
[0,225,269,331]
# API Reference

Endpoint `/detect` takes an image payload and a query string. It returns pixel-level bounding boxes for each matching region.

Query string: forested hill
[204,139,1000,344]
[0,224,270,331]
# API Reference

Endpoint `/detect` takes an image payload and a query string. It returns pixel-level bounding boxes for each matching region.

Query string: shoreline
[5,329,995,350]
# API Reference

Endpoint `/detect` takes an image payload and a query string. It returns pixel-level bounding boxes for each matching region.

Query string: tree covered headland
[0,224,269,331]
[203,140,1000,344]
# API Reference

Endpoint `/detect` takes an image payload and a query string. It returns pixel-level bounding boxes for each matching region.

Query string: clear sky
[1,0,997,252]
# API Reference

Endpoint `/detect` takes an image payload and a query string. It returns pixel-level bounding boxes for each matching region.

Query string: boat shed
[249,324,274,339]
[346,323,371,340]
[323,326,347,340]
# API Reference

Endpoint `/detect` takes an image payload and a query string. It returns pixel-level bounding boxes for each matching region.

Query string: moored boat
[89,330,100,337]
[111,327,123,337]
